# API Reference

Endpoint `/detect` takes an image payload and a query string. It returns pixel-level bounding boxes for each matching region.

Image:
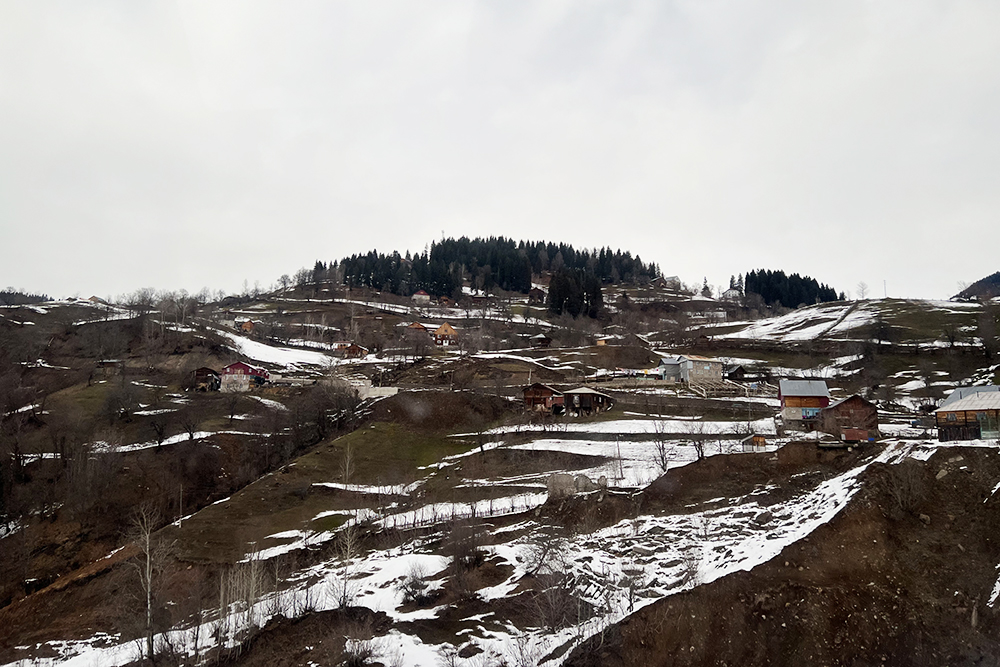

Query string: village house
[342,343,369,359]
[563,387,615,416]
[405,322,431,335]
[778,379,831,430]
[935,387,1000,441]
[528,287,546,305]
[411,290,431,305]
[438,296,455,308]
[721,288,743,301]
[220,361,269,393]
[95,359,123,378]
[529,333,552,349]
[679,355,724,383]
[653,276,683,291]
[819,395,879,442]
[523,383,564,413]
[433,323,458,346]
[193,367,220,392]
[240,320,255,335]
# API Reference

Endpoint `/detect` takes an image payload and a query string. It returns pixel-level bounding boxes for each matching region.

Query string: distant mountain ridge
[955,271,1000,301]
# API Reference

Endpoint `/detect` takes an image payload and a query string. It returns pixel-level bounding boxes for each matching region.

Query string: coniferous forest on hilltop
[316,237,662,299]
[744,269,844,309]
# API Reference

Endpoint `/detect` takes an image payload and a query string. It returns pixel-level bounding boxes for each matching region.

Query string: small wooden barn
[529,333,552,348]
[819,395,878,441]
[194,367,220,391]
[563,387,615,416]
[523,383,564,413]
[341,343,369,359]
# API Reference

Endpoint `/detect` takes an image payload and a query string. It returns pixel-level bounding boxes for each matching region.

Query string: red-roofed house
[221,362,270,392]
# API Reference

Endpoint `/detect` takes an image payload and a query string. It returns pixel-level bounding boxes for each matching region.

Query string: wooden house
[528,288,546,305]
[438,296,455,308]
[411,290,431,305]
[95,359,123,377]
[529,333,552,349]
[221,362,269,393]
[341,343,369,359]
[819,395,878,441]
[240,320,255,335]
[433,323,458,346]
[406,322,431,334]
[653,276,683,291]
[778,379,830,429]
[563,387,615,416]
[194,367,220,391]
[523,383,564,413]
[935,388,1000,441]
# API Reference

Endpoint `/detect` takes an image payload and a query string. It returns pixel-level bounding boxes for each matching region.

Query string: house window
[801,408,820,419]
[947,413,957,422]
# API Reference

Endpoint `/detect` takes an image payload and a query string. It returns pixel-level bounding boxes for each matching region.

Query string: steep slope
[564,445,1000,667]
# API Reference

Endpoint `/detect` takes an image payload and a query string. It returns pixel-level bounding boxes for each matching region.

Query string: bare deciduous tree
[127,504,173,662]
[652,419,673,474]
[856,281,869,300]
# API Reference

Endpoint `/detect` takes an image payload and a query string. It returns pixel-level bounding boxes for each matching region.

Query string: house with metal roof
[778,379,830,429]
[939,385,1000,410]
[935,387,1000,441]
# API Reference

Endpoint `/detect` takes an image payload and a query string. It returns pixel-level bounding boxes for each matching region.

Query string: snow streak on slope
[715,302,875,342]
[217,330,333,371]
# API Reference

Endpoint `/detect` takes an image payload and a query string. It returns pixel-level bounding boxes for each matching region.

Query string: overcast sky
[2,1,998,301]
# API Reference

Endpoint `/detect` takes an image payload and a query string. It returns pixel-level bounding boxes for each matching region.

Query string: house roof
[523,383,562,395]
[563,387,614,399]
[223,361,268,376]
[939,385,1000,409]
[413,290,429,296]
[779,379,830,397]
[935,391,1000,413]
[824,394,875,411]
[681,354,721,363]
[434,323,457,336]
